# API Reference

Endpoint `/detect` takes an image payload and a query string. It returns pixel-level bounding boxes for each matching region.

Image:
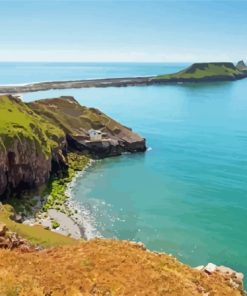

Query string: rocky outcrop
[28,96,146,158]
[0,222,33,251]
[195,263,245,293]
[0,95,146,198]
[236,60,247,71]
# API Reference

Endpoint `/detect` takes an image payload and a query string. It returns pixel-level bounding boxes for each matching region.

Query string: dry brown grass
[0,239,242,296]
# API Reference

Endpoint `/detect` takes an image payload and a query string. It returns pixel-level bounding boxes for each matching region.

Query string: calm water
[4,63,247,280]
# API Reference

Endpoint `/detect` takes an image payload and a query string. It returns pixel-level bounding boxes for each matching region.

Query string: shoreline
[0,73,247,94]
[23,156,97,240]
[64,159,102,240]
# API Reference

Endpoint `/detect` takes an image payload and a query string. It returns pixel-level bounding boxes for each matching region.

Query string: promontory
[0,62,246,94]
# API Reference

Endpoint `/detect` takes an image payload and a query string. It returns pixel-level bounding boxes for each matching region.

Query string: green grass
[0,95,64,157]
[51,220,60,229]
[28,97,126,137]
[42,153,90,213]
[156,63,243,80]
[0,204,78,247]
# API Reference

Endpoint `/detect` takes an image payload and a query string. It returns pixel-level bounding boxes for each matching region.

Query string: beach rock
[216,265,244,289]
[204,262,217,274]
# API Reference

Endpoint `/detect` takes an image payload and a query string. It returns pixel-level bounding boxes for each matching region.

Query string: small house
[88,129,103,141]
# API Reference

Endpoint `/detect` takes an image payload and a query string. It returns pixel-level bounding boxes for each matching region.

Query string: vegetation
[0,95,64,156]
[28,96,130,138]
[156,63,245,81]
[0,204,77,247]
[0,239,242,295]
[51,219,60,229]
[42,152,90,213]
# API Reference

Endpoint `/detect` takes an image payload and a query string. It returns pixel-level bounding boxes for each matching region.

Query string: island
[0,61,246,94]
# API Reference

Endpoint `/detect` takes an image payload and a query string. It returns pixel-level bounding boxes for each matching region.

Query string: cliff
[0,95,146,198]
[0,236,244,295]
[0,95,67,198]
[28,96,146,157]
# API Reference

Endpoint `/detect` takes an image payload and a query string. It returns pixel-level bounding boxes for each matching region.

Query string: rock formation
[236,60,247,71]
[0,95,146,198]
[0,222,33,251]
[28,96,146,158]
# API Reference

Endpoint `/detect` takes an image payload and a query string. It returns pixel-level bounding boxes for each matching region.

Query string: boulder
[204,263,216,274]
[0,223,7,236]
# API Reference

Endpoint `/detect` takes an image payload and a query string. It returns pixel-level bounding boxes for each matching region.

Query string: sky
[0,0,247,62]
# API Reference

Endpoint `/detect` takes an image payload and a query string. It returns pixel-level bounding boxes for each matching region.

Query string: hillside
[0,95,67,197]
[28,96,146,157]
[155,62,246,82]
[0,95,146,197]
[0,237,244,296]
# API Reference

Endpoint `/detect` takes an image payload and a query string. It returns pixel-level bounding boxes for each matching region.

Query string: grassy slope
[156,63,244,80]
[0,204,77,247]
[0,239,242,295]
[28,96,132,137]
[0,95,64,156]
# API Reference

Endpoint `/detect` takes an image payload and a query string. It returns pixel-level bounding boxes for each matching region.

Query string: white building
[88,129,103,141]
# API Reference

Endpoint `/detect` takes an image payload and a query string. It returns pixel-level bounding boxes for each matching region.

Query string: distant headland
[0,61,247,94]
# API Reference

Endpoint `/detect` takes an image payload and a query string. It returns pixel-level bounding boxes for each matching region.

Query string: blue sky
[0,0,246,62]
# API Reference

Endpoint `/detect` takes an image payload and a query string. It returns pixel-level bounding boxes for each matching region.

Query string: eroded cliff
[28,96,146,157]
[0,95,67,197]
[0,95,146,197]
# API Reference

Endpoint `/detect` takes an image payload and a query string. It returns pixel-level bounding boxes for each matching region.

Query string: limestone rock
[204,262,216,274]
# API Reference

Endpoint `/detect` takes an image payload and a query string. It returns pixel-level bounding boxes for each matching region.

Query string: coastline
[0,66,246,94]
[64,159,102,240]
[23,156,97,240]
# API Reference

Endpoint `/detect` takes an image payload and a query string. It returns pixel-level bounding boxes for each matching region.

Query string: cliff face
[28,96,146,158]
[0,95,67,198]
[0,95,146,197]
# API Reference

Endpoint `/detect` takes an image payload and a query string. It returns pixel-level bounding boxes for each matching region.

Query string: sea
[1,62,247,280]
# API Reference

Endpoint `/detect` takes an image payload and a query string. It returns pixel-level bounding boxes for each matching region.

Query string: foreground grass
[0,204,78,247]
[0,239,242,296]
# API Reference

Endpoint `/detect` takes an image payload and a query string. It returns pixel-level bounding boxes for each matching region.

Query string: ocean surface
[2,62,247,280]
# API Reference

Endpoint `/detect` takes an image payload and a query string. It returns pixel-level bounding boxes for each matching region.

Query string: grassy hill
[0,239,243,295]
[0,95,64,156]
[155,62,246,82]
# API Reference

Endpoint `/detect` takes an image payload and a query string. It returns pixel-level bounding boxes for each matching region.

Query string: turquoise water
[0,62,186,84]
[10,63,247,280]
